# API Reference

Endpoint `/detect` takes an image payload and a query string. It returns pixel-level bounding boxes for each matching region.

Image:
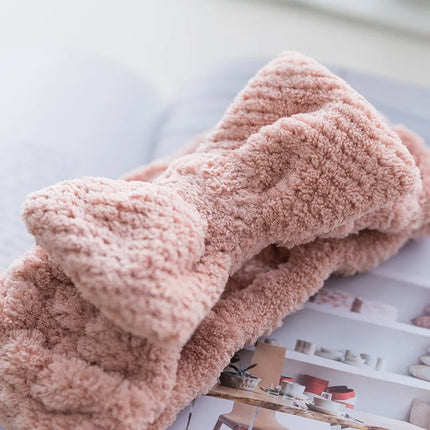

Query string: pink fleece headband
[0,52,429,430]
[23,52,419,348]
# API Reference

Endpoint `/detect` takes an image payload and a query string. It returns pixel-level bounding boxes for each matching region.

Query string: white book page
[0,48,161,270]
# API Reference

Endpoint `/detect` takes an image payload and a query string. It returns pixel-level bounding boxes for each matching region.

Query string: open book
[1,50,429,429]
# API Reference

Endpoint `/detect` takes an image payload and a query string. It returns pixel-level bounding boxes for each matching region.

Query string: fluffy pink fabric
[0,248,180,429]
[0,52,429,430]
[23,52,420,348]
[0,125,429,430]
[149,124,430,430]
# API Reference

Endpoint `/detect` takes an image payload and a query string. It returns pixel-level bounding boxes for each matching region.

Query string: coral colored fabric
[0,52,429,430]
[22,52,420,347]
[149,125,430,430]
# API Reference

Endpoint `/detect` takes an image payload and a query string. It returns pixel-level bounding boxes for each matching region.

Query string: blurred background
[0,0,429,97]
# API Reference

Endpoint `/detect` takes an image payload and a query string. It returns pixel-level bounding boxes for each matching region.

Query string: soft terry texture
[0,248,180,430]
[149,125,430,430]
[22,52,420,348]
[0,52,429,430]
[1,125,429,430]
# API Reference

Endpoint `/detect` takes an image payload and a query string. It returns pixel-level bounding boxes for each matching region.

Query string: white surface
[304,302,430,338]
[274,305,430,372]
[267,266,430,420]
[283,0,430,38]
[0,0,429,97]
[284,350,430,390]
[0,49,160,270]
[239,345,429,422]
[372,238,430,289]
[324,273,430,324]
[0,49,160,178]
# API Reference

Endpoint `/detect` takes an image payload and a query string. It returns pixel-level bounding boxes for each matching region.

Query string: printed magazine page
[1,2,430,430]
[170,238,430,430]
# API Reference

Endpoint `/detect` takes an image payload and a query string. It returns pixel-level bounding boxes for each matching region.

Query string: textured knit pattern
[0,52,429,430]
[23,52,420,348]
[0,125,429,430]
[0,248,181,430]
[149,124,430,430]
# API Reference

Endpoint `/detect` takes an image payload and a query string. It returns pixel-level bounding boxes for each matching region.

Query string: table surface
[207,385,422,430]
